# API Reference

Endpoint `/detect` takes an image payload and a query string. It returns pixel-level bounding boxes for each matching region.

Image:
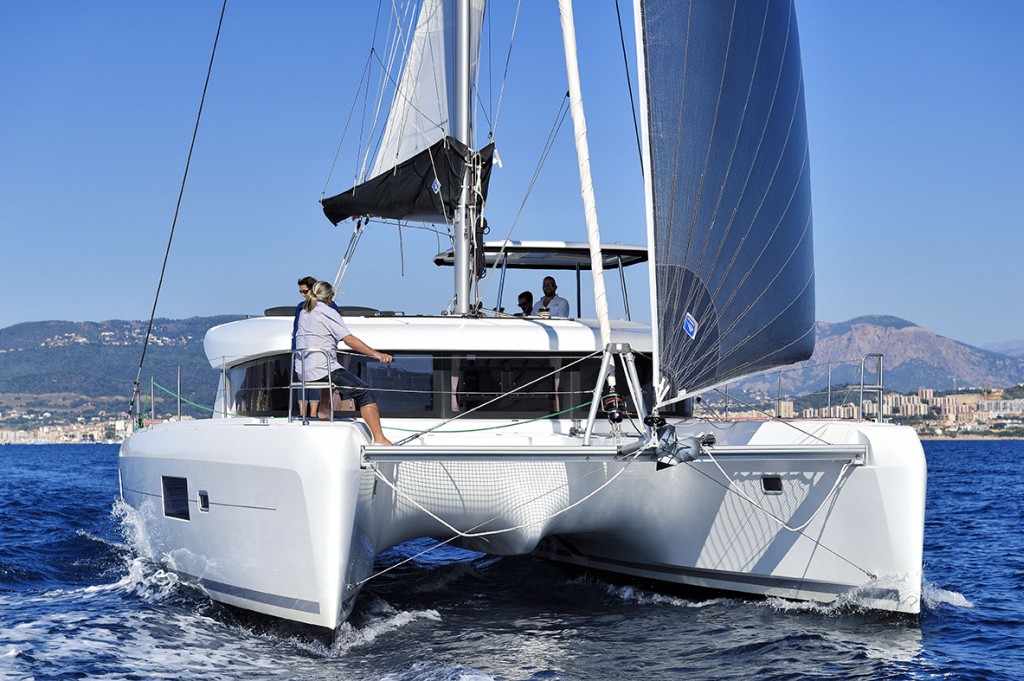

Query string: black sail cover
[322,137,494,225]
[640,0,816,406]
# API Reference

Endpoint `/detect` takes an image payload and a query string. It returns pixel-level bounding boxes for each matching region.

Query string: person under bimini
[532,276,569,317]
[293,281,393,445]
[515,290,533,316]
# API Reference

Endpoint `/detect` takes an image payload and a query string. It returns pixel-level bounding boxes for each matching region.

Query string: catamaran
[119,0,926,630]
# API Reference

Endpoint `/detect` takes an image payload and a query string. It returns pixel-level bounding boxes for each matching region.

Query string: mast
[557,0,611,347]
[453,0,473,314]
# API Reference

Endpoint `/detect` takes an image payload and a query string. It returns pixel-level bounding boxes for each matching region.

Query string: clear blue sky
[1,1,1021,348]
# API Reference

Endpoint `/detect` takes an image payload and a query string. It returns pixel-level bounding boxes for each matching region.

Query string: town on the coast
[2,383,1023,444]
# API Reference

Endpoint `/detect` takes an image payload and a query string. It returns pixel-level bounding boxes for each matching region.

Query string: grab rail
[288,349,336,424]
[707,354,887,422]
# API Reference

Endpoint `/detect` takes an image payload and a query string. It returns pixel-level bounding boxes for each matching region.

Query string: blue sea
[1,440,1021,680]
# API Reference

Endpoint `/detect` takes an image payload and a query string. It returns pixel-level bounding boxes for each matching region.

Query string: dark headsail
[639,0,816,406]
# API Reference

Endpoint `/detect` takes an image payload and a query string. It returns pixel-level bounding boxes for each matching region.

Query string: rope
[350,445,648,587]
[686,450,873,579]
[490,0,523,137]
[613,0,643,176]
[151,380,231,417]
[127,1,227,423]
[476,94,571,306]
[393,350,602,446]
[383,401,591,434]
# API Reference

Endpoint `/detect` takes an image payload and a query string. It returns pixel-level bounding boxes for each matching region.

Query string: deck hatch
[162,476,191,520]
[761,476,783,494]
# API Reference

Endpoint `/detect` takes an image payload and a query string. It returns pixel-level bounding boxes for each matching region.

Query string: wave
[921,580,974,610]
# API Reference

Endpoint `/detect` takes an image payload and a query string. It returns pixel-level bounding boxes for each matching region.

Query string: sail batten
[640,0,816,405]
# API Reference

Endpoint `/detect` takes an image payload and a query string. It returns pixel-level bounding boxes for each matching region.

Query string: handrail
[704,354,888,422]
[289,349,337,424]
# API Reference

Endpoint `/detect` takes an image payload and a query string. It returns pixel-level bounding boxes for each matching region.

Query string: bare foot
[373,438,393,446]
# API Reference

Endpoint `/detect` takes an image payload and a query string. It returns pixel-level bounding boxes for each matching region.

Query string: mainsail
[322,0,492,225]
[638,0,816,406]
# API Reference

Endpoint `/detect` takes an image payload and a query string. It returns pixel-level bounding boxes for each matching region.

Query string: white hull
[119,415,925,629]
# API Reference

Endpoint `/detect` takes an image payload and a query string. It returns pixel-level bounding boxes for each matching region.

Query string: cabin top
[204,314,653,369]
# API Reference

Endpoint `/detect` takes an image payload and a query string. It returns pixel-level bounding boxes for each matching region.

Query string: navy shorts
[322,367,376,410]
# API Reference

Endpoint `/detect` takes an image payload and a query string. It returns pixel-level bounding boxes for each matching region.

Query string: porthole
[162,476,190,520]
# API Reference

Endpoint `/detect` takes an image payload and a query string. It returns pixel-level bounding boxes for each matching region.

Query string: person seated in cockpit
[532,276,569,317]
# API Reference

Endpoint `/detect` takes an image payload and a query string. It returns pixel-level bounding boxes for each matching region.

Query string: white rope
[701,447,852,534]
[350,445,647,586]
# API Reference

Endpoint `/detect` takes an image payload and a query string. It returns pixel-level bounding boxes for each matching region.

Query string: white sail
[371,0,485,179]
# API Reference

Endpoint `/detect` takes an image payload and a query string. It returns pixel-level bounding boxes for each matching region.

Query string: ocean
[1,440,1021,680]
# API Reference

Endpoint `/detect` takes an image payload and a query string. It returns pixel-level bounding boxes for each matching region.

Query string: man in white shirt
[532,276,570,317]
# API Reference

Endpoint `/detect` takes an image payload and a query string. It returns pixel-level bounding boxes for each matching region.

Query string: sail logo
[683,312,698,340]
[431,179,441,194]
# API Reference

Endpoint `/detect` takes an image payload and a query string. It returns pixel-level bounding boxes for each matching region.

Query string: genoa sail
[638,0,816,406]
[321,0,491,225]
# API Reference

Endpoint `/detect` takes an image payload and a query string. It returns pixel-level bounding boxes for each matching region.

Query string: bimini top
[433,241,648,271]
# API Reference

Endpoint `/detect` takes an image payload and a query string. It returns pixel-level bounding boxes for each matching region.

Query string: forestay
[638,0,816,407]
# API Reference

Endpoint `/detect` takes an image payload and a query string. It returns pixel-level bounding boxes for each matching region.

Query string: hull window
[762,476,783,495]
[162,476,191,520]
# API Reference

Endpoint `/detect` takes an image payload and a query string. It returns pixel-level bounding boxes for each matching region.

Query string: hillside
[0,317,242,420]
[983,339,1024,359]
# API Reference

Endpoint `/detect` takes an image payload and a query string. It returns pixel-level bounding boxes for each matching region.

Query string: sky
[1,1,1021,348]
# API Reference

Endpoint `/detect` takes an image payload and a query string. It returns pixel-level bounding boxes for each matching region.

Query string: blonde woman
[293,281,392,445]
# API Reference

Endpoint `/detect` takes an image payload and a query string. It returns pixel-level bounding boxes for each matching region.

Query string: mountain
[983,339,1024,359]
[739,315,1024,395]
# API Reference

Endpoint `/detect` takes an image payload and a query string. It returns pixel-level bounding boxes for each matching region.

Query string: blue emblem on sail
[683,312,698,340]
[431,179,441,194]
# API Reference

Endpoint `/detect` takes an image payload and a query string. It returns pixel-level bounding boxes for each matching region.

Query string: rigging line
[372,0,452,177]
[372,448,644,542]
[490,0,522,136]
[352,445,648,587]
[358,1,410,182]
[698,386,832,445]
[127,0,227,421]
[476,94,571,304]
[370,218,450,237]
[393,349,602,446]
[683,455,873,578]
[706,447,853,535]
[322,52,375,198]
[351,0,390,183]
[382,401,594,434]
[613,0,643,176]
